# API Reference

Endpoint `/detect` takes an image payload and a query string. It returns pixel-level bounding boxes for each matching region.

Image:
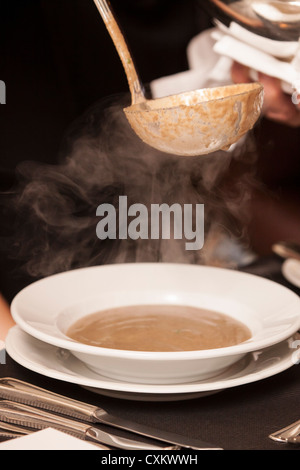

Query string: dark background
[0,0,209,178]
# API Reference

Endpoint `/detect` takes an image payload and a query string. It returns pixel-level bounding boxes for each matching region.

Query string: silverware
[0,419,111,449]
[287,436,300,444]
[272,241,300,261]
[0,378,222,450]
[0,420,30,436]
[269,419,300,443]
[0,420,30,440]
[0,420,37,441]
[0,432,24,440]
[0,400,177,450]
[208,0,300,41]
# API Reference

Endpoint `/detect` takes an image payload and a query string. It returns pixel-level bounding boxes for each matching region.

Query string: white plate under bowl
[10,263,300,385]
[5,326,300,402]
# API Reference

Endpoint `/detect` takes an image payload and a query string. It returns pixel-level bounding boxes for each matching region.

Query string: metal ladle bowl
[251,0,300,40]
[93,0,263,157]
[207,0,300,41]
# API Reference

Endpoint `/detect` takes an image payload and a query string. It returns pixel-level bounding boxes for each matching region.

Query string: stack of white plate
[6,263,300,401]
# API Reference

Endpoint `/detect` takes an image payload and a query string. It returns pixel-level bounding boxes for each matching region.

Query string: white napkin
[150,21,300,99]
[212,21,300,94]
[0,428,101,450]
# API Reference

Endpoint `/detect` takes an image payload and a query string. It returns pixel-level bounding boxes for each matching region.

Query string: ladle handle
[93,0,145,104]
[209,0,263,28]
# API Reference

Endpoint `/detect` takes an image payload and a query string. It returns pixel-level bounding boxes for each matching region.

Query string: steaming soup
[66,305,252,352]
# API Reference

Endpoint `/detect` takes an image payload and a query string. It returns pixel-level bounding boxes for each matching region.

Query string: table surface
[1,256,300,451]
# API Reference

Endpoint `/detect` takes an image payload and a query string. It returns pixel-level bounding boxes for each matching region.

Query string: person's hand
[231,61,300,127]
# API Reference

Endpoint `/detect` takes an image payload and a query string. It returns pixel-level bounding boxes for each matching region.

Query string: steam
[3,93,259,280]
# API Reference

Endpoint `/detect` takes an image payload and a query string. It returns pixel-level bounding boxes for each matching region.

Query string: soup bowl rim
[10,263,300,361]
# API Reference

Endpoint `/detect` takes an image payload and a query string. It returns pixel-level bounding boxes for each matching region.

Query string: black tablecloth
[1,256,300,451]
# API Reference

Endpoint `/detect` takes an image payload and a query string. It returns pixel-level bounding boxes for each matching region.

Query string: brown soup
[66,305,251,352]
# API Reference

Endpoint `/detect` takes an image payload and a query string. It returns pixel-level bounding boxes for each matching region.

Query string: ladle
[93,0,263,156]
[208,0,300,41]
[252,0,300,22]
[251,0,300,39]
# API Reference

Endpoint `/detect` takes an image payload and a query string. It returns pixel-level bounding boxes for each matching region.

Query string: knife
[0,417,111,449]
[0,420,31,440]
[0,377,222,450]
[0,400,179,450]
[0,420,30,436]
